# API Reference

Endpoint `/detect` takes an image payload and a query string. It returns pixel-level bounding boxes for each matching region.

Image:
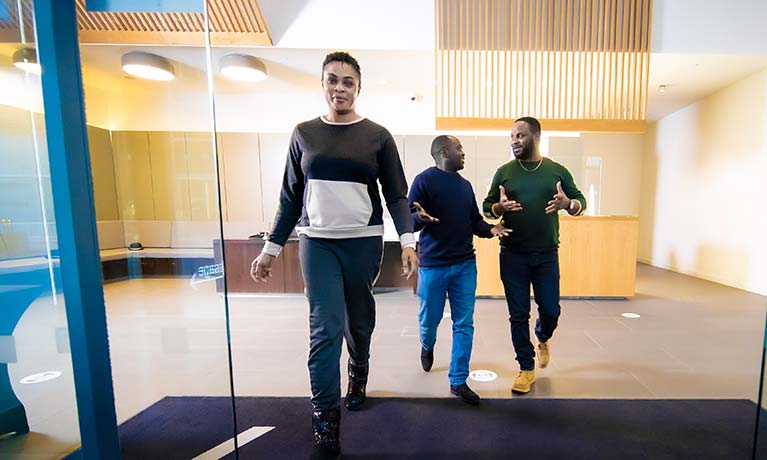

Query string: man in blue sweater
[409,135,510,405]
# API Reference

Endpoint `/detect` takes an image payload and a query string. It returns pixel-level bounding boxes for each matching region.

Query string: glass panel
[755,311,767,459]
[74,1,236,457]
[0,0,82,457]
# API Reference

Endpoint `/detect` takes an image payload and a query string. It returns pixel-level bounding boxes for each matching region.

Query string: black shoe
[450,383,480,405]
[420,347,434,372]
[311,407,341,459]
[344,360,368,411]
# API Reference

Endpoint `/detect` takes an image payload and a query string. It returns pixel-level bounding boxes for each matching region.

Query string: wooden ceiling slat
[75,2,97,31]
[205,2,224,31]
[151,11,174,32]
[0,0,273,46]
[212,1,236,33]
[241,2,263,33]
[226,1,251,33]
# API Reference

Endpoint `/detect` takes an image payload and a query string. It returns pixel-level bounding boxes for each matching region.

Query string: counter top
[560,215,639,221]
[100,248,214,261]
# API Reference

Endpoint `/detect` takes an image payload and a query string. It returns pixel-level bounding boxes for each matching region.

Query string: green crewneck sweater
[482,157,586,253]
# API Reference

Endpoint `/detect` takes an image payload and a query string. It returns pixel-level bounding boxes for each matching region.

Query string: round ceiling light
[122,51,175,81]
[220,54,267,82]
[13,48,41,75]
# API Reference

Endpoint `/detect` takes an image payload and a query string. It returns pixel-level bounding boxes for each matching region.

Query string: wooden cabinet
[213,239,293,293]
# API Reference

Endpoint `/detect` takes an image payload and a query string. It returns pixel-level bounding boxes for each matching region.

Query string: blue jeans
[499,248,560,371]
[417,258,477,386]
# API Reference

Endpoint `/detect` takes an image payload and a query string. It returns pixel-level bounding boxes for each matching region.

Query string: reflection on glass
[1,0,81,457]
[74,0,237,457]
[583,156,602,216]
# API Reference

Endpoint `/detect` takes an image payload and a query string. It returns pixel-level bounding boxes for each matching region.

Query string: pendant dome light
[13,48,41,75]
[219,54,267,82]
[122,51,175,81]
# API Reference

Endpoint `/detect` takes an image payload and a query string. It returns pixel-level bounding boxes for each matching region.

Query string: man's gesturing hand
[413,202,439,223]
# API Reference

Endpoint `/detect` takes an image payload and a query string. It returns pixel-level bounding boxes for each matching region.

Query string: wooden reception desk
[475,215,639,298]
[214,216,638,297]
[213,239,413,293]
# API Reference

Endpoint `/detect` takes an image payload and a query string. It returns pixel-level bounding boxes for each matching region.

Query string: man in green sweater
[482,117,586,394]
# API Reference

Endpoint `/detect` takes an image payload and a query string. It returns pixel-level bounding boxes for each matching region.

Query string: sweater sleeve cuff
[262,241,283,257]
[573,199,585,216]
[400,232,416,250]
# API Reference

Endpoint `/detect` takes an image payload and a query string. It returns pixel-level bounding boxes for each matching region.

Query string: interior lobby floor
[3,263,766,459]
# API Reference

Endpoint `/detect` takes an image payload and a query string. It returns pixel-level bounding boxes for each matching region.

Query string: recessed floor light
[20,371,62,384]
[622,313,641,319]
[469,369,497,382]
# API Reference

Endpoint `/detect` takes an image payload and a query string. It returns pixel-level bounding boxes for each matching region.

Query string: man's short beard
[513,145,532,160]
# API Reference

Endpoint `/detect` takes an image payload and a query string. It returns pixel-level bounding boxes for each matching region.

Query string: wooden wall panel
[185,132,218,221]
[220,132,262,224]
[147,132,192,221]
[257,133,291,228]
[87,126,120,221]
[111,131,155,220]
[436,0,652,132]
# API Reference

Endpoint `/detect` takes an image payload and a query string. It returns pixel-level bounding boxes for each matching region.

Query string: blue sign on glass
[85,0,203,13]
[0,3,10,22]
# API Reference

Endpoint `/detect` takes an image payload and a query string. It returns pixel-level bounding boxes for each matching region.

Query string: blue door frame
[32,0,120,458]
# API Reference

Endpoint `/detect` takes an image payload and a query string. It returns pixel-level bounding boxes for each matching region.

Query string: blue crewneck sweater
[408,166,494,267]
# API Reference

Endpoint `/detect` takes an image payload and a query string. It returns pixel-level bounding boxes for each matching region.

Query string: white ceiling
[647,53,767,120]
[257,0,434,51]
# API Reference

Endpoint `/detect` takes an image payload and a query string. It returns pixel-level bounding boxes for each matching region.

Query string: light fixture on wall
[13,48,41,75]
[219,54,267,82]
[121,51,175,81]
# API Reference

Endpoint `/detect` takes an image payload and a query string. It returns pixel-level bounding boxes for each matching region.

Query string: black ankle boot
[311,407,341,459]
[421,347,434,372]
[344,359,369,411]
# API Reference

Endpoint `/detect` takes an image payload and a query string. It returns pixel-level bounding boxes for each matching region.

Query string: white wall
[639,69,767,295]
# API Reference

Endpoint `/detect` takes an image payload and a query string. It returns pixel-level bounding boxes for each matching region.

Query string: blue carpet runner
[98,396,763,460]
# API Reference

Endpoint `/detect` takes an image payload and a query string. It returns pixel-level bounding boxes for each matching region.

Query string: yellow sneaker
[537,341,550,369]
[512,370,536,394]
